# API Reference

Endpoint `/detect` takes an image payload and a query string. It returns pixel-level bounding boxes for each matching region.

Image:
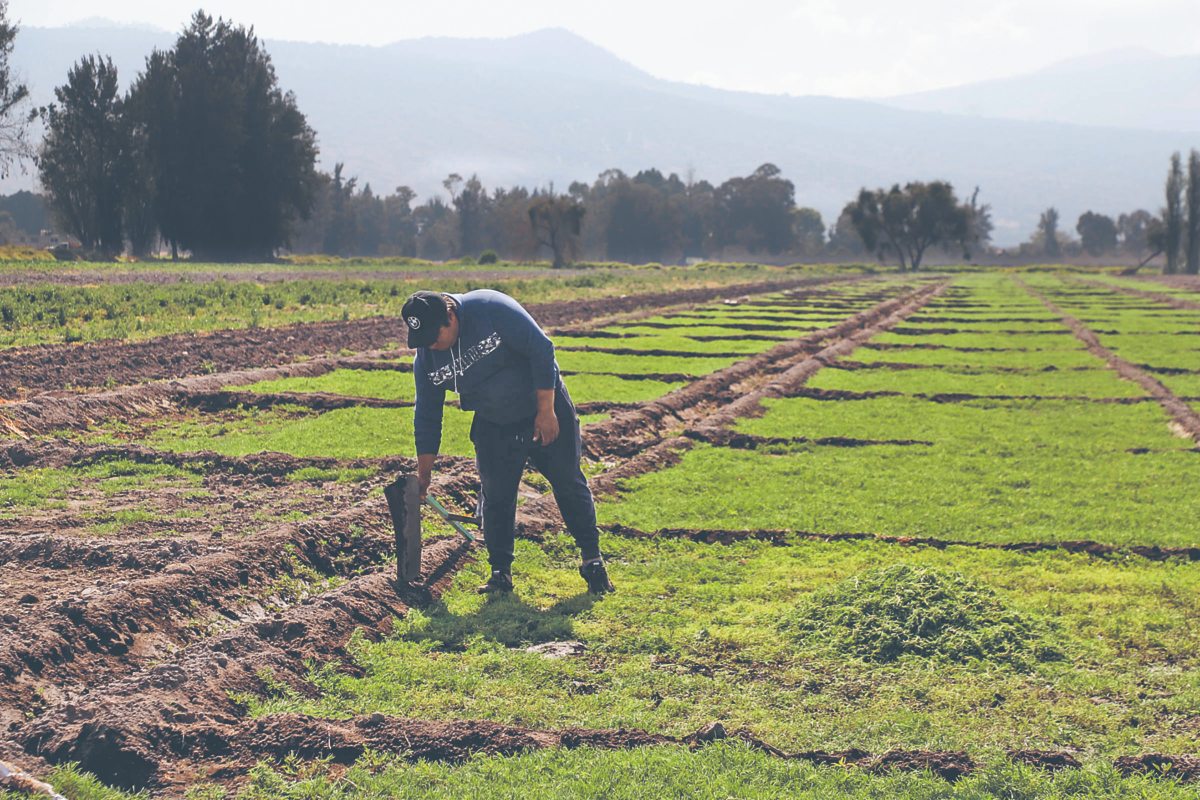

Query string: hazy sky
[13,0,1200,97]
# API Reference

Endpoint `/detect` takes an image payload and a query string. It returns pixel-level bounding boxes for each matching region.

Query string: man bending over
[402,289,614,595]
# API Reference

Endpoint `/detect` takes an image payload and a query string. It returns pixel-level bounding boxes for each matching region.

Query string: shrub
[478,249,499,265]
[781,564,1057,667]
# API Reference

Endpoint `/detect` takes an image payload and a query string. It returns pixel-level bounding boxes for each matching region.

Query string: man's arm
[413,353,446,497]
[416,453,436,500]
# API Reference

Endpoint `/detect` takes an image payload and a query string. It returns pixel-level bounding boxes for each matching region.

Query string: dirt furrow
[209,716,979,791]
[601,523,1200,561]
[685,429,933,448]
[1017,278,1200,443]
[181,388,415,412]
[0,438,421,476]
[0,276,852,398]
[0,497,398,728]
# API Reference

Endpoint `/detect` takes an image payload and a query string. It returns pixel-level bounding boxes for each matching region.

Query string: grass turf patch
[598,442,1200,547]
[604,323,803,339]
[148,405,475,459]
[870,331,1084,351]
[0,458,202,515]
[231,369,415,401]
[854,346,1104,369]
[554,334,780,355]
[782,564,1056,668]
[1154,372,1200,397]
[736,395,1190,453]
[562,373,686,404]
[555,350,741,376]
[27,746,1200,800]
[809,366,1144,398]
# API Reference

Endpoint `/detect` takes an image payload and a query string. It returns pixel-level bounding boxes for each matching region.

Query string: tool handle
[425,495,477,542]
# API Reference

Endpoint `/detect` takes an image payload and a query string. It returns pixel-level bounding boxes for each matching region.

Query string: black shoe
[477,570,513,594]
[579,560,615,594]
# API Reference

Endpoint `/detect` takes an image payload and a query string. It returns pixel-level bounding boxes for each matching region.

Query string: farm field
[2,267,1199,799]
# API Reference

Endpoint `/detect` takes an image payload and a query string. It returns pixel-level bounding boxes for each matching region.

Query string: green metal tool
[424,494,478,542]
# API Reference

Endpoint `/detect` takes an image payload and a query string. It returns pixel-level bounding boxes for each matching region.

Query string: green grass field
[14,269,1200,799]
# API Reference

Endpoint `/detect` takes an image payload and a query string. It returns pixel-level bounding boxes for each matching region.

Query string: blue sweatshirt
[413,289,558,454]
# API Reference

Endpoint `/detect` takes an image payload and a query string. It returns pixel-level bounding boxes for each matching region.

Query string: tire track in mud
[1068,276,1200,311]
[0,276,857,398]
[518,281,948,530]
[1016,278,1200,444]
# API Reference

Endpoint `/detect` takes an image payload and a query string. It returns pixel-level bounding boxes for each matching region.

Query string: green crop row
[0,264,799,349]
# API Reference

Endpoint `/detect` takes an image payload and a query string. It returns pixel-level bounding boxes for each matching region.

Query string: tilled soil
[15,538,470,791]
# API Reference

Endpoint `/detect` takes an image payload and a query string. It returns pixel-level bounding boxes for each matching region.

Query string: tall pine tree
[1164,152,1185,275]
[127,12,318,260]
[39,56,126,256]
[1186,150,1200,275]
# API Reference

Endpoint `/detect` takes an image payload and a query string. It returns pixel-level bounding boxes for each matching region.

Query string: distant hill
[882,49,1200,133]
[10,24,1200,245]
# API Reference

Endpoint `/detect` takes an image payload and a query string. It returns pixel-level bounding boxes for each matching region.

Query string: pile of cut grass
[782,564,1055,667]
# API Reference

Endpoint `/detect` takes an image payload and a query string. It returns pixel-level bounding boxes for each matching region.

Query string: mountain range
[9,22,1200,245]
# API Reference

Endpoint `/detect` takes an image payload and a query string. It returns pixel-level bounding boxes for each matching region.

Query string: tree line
[1,7,1192,269]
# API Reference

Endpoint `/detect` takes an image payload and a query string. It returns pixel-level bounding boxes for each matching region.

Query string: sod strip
[1075,275,1200,311]
[576,281,936,459]
[521,281,948,530]
[1016,277,1200,443]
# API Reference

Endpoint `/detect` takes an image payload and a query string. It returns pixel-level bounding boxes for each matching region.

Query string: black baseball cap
[401,291,450,348]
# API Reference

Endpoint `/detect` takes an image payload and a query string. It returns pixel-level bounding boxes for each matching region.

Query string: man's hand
[532,388,559,446]
[533,408,559,446]
[416,453,436,501]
